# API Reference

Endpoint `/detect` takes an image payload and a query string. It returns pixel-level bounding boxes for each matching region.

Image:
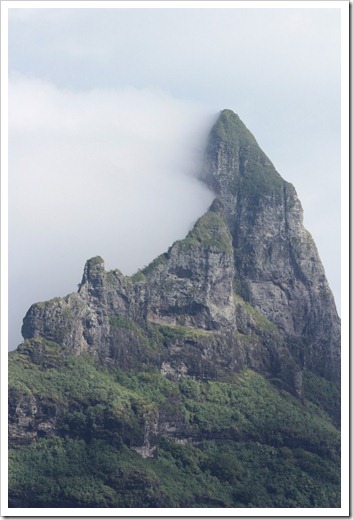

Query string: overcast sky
[8,4,342,350]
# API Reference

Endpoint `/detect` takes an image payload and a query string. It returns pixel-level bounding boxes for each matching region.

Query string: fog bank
[9,76,215,349]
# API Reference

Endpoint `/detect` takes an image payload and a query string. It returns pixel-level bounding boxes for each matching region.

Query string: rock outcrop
[202,110,340,381]
[8,110,341,509]
[11,110,340,451]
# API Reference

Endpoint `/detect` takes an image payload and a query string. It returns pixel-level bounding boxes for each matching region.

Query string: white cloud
[9,75,215,349]
[9,8,340,98]
[7,6,342,347]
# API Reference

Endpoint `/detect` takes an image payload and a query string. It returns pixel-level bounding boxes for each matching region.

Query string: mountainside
[8,110,341,509]
[202,111,340,381]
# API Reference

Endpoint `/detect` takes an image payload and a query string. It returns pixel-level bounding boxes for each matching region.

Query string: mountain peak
[9,110,341,507]
[210,109,262,153]
[200,111,340,381]
[19,111,340,383]
[202,111,281,208]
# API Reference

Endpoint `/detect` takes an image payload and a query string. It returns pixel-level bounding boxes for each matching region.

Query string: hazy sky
[8,4,342,349]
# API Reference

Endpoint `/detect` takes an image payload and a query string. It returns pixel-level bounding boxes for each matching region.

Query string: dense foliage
[9,341,340,508]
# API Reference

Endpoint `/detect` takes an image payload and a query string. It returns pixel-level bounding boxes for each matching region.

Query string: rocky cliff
[204,111,340,380]
[19,109,340,386]
[8,110,341,508]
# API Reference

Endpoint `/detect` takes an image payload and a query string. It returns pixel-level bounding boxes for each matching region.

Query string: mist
[9,75,215,349]
[7,6,342,351]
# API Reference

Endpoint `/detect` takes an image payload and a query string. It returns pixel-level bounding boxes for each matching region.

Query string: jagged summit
[9,111,341,508]
[202,110,340,381]
[19,110,340,384]
[208,109,265,159]
[202,109,281,206]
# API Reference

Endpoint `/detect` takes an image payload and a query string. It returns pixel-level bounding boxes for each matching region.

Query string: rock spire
[20,110,340,387]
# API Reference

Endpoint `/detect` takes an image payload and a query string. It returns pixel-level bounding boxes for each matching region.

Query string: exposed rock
[202,110,340,381]
[9,389,60,447]
[131,409,159,459]
[13,110,340,453]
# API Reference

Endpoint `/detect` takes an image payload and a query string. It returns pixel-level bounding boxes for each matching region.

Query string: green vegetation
[108,317,212,354]
[87,256,104,266]
[128,270,146,283]
[140,253,169,277]
[176,211,233,254]
[109,315,145,336]
[234,293,278,334]
[128,212,232,282]
[35,297,65,310]
[303,370,341,426]
[211,110,285,199]
[9,343,340,508]
[8,109,341,509]
[211,110,258,158]
[149,323,212,342]
[238,157,284,201]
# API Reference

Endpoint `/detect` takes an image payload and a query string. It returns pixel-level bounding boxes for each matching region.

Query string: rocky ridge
[19,110,340,385]
[8,111,341,508]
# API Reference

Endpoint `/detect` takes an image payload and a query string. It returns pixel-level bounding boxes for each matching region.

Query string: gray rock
[18,109,340,409]
[201,110,340,381]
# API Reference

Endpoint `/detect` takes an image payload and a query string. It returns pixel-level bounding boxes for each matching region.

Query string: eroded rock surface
[202,110,340,380]
[20,110,340,382]
[11,110,340,450]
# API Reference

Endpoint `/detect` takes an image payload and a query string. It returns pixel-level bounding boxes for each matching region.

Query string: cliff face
[20,110,340,384]
[8,110,341,508]
[202,110,340,380]
[20,215,287,385]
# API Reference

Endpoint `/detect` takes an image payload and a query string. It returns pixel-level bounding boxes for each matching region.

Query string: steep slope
[20,210,293,387]
[8,110,341,508]
[202,110,340,381]
[9,348,340,508]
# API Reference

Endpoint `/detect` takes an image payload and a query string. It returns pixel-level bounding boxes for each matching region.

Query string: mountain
[8,110,341,508]
[202,111,340,382]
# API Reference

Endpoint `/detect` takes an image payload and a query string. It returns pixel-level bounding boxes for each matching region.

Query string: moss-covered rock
[9,109,341,508]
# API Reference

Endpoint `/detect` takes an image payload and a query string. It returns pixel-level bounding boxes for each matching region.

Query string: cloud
[9,8,340,100]
[9,75,215,349]
[7,6,342,347]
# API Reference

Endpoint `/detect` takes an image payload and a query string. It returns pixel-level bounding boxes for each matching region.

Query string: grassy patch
[128,271,146,283]
[87,256,104,266]
[176,211,233,254]
[234,293,278,334]
[210,110,285,199]
[109,315,144,336]
[141,253,169,277]
[150,323,212,342]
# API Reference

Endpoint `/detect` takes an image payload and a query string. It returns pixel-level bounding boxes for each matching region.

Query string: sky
[7,3,342,350]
